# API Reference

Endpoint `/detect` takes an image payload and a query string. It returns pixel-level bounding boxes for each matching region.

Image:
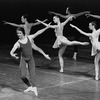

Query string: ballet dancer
[70,22,100,80]
[3,15,50,60]
[10,24,50,96]
[36,15,89,73]
[49,7,90,19]
[49,8,90,60]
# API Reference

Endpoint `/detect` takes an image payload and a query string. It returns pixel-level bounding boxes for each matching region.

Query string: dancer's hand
[85,13,91,18]
[70,24,76,28]
[48,11,54,15]
[3,20,7,24]
[45,54,51,60]
[35,19,41,22]
[11,53,19,59]
[69,15,75,21]
[47,22,51,27]
[85,11,90,14]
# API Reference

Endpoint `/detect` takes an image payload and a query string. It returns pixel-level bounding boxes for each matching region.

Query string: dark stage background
[0,0,100,46]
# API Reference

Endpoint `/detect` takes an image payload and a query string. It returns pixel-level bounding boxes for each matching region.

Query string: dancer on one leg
[10,25,50,96]
[70,22,100,80]
[36,15,89,72]
[49,8,89,61]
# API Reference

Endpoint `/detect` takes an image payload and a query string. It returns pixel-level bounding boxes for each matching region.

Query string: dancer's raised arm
[61,15,74,26]
[36,19,56,29]
[70,24,91,37]
[30,19,48,27]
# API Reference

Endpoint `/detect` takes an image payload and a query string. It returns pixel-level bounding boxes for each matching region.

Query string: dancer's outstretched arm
[49,9,90,19]
[70,24,91,37]
[62,15,74,26]
[73,11,90,18]
[49,7,70,19]
[3,21,24,27]
[29,25,50,39]
[86,14,100,19]
[49,11,70,19]
[31,19,48,27]
[36,19,56,29]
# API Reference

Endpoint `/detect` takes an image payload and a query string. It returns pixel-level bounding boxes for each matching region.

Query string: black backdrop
[0,0,100,45]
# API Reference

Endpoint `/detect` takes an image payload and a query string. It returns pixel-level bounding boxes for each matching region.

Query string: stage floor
[0,49,100,100]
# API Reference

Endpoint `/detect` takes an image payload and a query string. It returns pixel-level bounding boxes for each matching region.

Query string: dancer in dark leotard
[10,25,50,96]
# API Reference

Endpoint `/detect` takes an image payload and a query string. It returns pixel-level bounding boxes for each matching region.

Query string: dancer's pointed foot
[59,69,63,73]
[95,76,99,81]
[24,86,38,96]
[73,55,77,60]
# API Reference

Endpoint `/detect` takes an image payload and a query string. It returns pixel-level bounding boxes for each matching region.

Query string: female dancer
[70,22,100,80]
[36,15,89,73]
[49,7,90,19]
[3,15,50,60]
[49,7,90,60]
[10,25,50,96]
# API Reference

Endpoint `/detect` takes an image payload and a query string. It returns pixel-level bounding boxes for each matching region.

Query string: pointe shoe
[32,87,38,96]
[59,69,63,73]
[24,86,38,96]
[24,86,32,92]
[26,64,28,68]
[73,55,77,60]
[95,77,99,81]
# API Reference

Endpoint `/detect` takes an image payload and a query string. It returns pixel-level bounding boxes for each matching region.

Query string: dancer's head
[16,27,25,39]
[21,14,27,23]
[89,21,97,30]
[53,16,60,23]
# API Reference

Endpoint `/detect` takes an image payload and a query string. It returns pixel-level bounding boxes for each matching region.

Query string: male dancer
[10,25,50,96]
